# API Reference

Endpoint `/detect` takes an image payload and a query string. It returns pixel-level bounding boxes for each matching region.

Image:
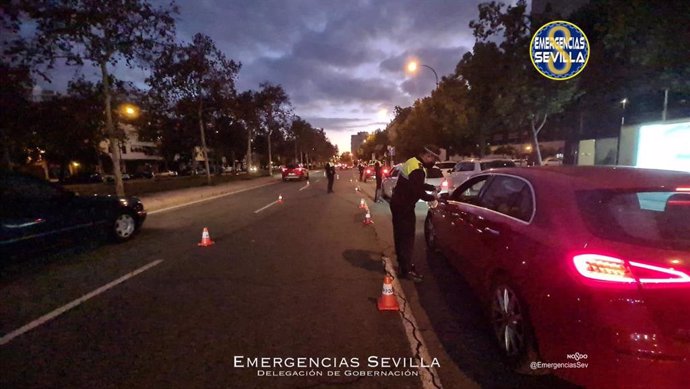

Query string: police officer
[325,160,336,193]
[374,160,383,202]
[390,145,440,282]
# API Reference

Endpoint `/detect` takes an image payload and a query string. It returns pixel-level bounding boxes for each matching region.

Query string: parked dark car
[131,171,154,179]
[424,166,690,389]
[61,172,104,185]
[1,171,147,257]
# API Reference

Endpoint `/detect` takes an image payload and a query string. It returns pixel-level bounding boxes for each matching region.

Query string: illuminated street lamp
[620,98,628,127]
[118,103,140,120]
[406,60,439,86]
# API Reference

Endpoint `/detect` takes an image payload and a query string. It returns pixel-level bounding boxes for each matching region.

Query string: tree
[19,0,177,195]
[0,63,33,169]
[148,33,240,184]
[255,83,292,175]
[233,90,260,170]
[339,152,353,165]
[466,0,581,164]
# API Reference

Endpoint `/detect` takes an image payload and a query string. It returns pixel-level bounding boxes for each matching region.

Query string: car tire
[424,213,437,251]
[488,278,543,374]
[110,212,138,243]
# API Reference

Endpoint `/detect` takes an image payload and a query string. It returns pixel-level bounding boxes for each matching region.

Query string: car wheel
[489,279,542,373]
[111,212,137,243]
[424,213,437,251]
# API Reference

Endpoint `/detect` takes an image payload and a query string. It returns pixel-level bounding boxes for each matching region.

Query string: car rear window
[577,190,690,251]
[286,164,297,169]
[436,162,455,169]
[426,167,444,179]
[454,162,476,172]
[480,160,516,170]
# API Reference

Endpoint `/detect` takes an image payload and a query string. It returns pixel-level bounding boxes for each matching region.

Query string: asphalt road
[1,171,579,389]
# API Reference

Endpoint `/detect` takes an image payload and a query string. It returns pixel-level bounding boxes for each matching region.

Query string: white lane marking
[148,181,278,215]
[383,258,444,389]
[298,182,310,191]
[0,259,164,346]
[253,200,278,214]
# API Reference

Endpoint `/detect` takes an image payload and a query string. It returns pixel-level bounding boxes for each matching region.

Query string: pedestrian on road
[389,145,440,283]
[358,162,365,182]
[326,160,336,193]
[374,161,383,202]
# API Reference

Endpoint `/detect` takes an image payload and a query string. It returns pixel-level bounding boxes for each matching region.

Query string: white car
[435,161,457,178]
[381,165,448,200]
[447,158,516,190]
[542,157,563,166]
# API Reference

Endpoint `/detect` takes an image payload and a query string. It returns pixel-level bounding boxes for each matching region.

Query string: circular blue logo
[530,21,589,80]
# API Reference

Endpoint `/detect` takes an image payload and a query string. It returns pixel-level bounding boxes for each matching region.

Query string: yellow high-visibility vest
[399,157,426,180]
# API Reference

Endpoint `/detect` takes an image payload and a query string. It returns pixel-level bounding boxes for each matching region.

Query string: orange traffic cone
[377,275,399,311]
[278,194,283,204]
[359,198,366,209]
[198,227,215,247]
[363,210,374,225]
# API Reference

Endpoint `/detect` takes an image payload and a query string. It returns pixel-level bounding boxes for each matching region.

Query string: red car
[424,166,690,389]
[281,163,309,181]
[363,164,390,182]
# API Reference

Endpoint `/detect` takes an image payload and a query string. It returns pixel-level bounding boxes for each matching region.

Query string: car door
[470,174,536,286]
[0,174,93,254]
[439,175,493,281]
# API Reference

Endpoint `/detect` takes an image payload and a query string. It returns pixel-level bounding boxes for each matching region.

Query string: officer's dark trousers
[327,176,334,192]
[374,178,382,201]
[390,203,416,275]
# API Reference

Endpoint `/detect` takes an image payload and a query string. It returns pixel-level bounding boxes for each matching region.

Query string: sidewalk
[139,174,281,212]
[348,173,481,389]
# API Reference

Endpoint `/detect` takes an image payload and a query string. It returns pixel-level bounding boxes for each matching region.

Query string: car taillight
[573,254,690,286]
[281,168,286,172]
[366,169,371,174]
[441,179,449,188]
[676,187,690,192]
[383,168,389,174]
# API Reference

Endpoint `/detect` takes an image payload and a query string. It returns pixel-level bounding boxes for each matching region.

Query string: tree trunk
[198,100,211,185]
[0,128,12,169]
[531,113,548,166]
[100,61,125,196]
[294,140,298,163]
[267,130,273,176]
[246,127,252,172]
[478,128,486,158]
[531,125,542,166]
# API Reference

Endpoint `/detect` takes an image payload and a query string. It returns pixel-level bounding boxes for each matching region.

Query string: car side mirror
[439,192,449,202]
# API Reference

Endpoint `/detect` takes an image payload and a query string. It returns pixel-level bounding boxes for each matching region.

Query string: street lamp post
[407,61,439,86]
[616,98,628,164]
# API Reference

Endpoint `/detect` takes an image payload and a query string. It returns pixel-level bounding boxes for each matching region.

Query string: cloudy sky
[39,0,515,153]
